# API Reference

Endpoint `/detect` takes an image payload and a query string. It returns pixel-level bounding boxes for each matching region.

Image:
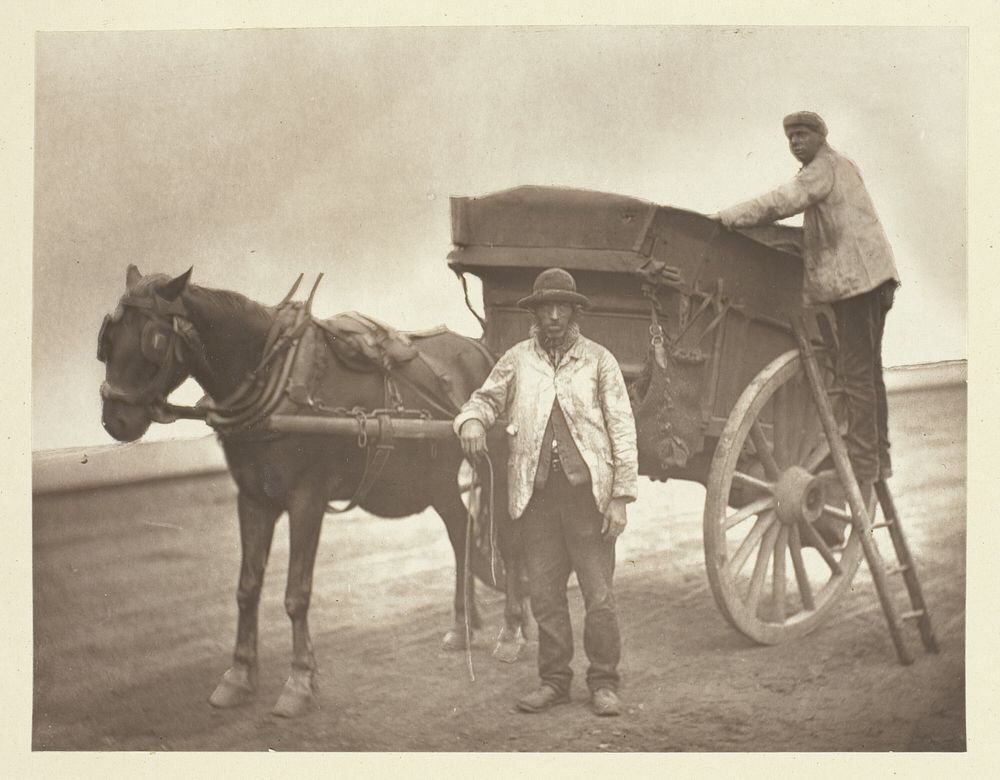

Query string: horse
[97,265,528,717]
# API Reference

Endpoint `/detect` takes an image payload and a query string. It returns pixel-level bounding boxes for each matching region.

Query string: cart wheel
[704,349,870,644]
[458,459,507,592]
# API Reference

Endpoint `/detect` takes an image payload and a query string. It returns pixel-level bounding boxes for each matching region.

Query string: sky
[32,26,968,450]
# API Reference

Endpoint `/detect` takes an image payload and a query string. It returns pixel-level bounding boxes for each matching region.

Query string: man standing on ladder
[710,111,900,544]
[454,268,638,716]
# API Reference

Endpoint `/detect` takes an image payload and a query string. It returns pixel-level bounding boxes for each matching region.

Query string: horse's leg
[209,492,279,708]
[272,483,326,718]
[503,500,535,643]
[493,491,530,663]
[433,492,482,652]
[515,552,535,642]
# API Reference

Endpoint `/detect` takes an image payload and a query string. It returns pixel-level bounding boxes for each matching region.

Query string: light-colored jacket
[719,144,900,304]
[454,335,638,520]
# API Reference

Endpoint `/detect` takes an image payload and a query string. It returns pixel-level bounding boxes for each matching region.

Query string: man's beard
[530,321,581,350]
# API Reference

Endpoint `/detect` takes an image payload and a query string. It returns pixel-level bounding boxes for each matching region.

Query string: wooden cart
[445,185,937,660]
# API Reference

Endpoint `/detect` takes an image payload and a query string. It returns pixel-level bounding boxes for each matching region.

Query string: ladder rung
[886,564,910,576]
[900,610,925,621]
[870,521,894,530]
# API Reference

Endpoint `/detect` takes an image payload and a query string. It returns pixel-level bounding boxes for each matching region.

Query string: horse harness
[98,277,475,515]
[287,313,471,514]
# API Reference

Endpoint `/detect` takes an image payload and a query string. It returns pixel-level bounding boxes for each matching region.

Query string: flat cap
[783,111,828,138]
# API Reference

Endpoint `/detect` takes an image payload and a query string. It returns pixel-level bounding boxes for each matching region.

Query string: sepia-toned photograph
[28,22,970,755]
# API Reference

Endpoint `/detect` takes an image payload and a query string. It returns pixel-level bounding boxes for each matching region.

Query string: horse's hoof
[272,691,313,718]
[272,670,317,718]
[492,627,527,663]
[208,666,256,709]
[492,640,524,663]
[442,628,471,651]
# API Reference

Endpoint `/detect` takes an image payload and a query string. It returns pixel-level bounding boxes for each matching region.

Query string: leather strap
[325,413,395,514]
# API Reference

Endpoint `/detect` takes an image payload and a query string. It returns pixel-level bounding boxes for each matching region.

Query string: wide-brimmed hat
[783,111,828,138]
[517,267,590,310]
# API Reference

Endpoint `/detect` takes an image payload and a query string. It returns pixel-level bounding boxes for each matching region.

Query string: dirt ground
[32,385,965,752]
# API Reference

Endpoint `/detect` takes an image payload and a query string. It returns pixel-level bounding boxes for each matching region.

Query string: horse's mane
[128,273,173,298]
[186,284,275,331]
[129,273,275,331]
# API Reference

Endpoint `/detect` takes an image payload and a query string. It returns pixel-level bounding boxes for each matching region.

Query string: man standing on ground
[454,267,638,716]
[710,111,899,531]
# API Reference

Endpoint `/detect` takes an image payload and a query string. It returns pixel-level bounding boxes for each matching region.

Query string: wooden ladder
[792,320,939,664]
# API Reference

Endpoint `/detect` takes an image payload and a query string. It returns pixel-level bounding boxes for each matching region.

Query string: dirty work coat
[454,335,638,520]
[719,144,900,304]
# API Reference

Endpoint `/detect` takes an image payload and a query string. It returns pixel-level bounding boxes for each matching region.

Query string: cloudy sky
[32,26,967,450]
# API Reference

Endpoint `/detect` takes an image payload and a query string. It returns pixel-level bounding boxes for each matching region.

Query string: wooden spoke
[772,526,788,622]
[820,503,852,522]
[793,399,821,464]
[780,374,806,464]
[749,422,781,480]
[703,348,863,644]
[745,521,780,611]
[733,470,773,494]
[728,511,777,577]
[770,382,792,467]
[788,524,815,611]
[803,442,830,473]
[799,522,842,575]
[724,495,775,531]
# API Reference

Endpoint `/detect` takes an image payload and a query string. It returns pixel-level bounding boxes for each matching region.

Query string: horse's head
[98,265,195,441]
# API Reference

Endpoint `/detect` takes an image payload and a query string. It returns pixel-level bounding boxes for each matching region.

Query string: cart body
[447,185,818,483]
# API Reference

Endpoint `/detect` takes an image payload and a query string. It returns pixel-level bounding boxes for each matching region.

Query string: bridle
[97,290,200,414]
[97,276,310,431]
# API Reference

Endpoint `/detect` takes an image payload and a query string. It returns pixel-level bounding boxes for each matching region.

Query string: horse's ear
[126,264,142,290]
[157,267,193,301]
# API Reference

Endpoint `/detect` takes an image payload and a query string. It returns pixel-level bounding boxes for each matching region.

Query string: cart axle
[773,466,825,526]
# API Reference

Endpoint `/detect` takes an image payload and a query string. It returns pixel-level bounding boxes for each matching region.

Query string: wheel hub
[773,465,825,526]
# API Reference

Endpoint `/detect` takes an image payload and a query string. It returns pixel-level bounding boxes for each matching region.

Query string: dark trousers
[830,280,896,483]
[521,468,621,695]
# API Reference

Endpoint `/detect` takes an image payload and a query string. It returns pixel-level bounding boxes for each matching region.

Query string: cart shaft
[267,414,456,439]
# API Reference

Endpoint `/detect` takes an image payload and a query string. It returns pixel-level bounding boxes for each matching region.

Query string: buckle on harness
[354,409,368,448]
[376,412,394,451]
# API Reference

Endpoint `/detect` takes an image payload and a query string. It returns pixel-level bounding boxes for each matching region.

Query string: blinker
[96,304,125,363]
[97,289,191,410]
[97,314,112,362]
[140,321,172,363]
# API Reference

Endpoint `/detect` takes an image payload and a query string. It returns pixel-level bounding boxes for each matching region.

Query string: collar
[799,142,832,171]
[530,328,584,367]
